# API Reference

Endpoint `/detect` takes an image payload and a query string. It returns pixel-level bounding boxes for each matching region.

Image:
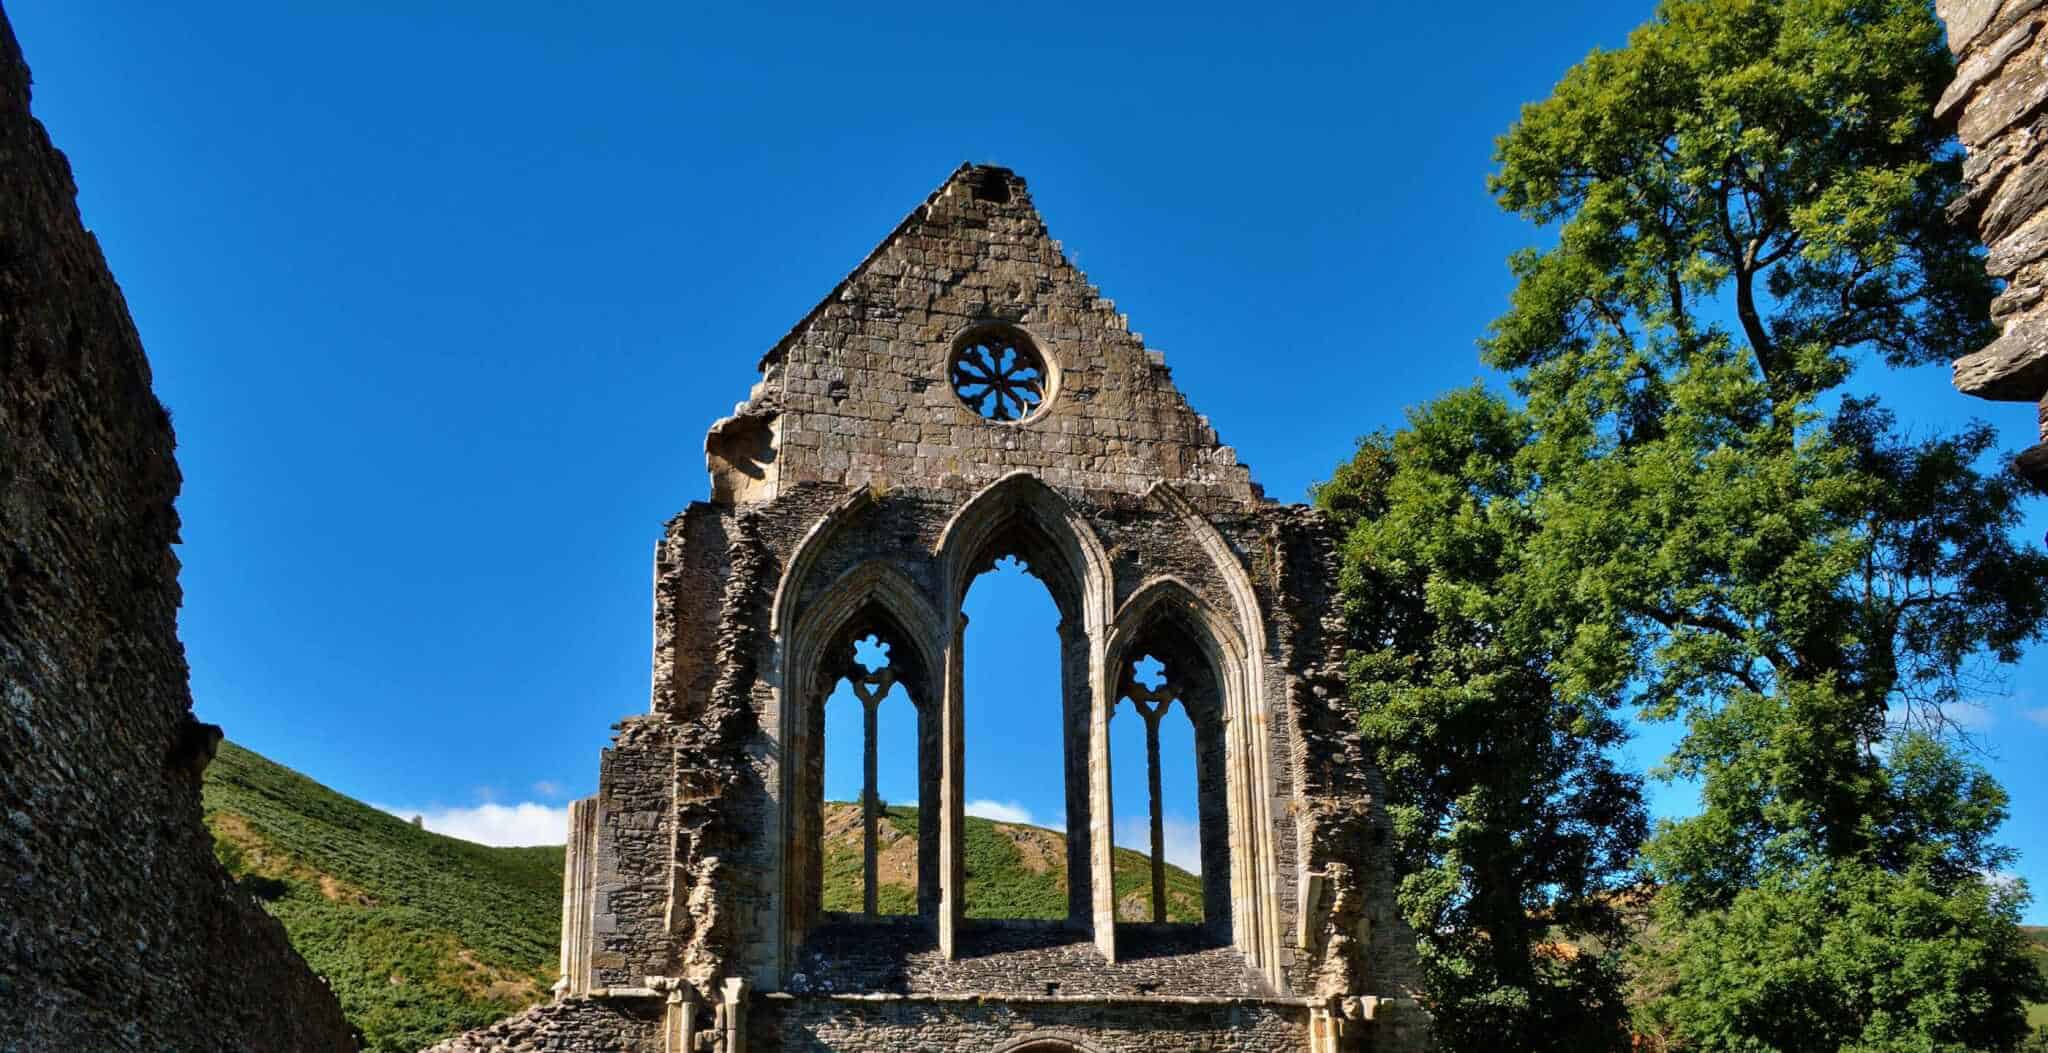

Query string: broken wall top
[0,7,358,1047]
[705,164,1268,509]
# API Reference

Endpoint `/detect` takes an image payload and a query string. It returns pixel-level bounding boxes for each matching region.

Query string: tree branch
[1638,603,1795,683]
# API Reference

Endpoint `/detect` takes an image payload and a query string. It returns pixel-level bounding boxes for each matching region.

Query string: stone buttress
[430,164,1430,1053]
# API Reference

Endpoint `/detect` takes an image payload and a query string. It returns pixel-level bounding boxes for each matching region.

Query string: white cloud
[965,799,1036,825]
[1941,703,1997,732]
[2023,706,2048,730]
[1883,700,1999,735]
[532,780,568,799]
[1115,815,1203,875]
[376,801,571,846]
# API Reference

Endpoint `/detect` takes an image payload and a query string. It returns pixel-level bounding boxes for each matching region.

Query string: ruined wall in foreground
[1937,0,2048,486]
[0,9,358,1050]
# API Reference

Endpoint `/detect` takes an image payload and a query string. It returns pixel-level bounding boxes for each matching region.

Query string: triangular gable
[706,164,1262,509]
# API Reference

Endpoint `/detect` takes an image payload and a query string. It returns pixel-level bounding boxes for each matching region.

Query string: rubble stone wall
[1937,0,2048,485]
[422,996,665,1053]
[750,996,1313,1053]
[420,993,1314,1053]
[0,8,358,1050]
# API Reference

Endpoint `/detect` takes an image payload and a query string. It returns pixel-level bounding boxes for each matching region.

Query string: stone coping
[756,991,1321,1008]
[585,985,1321,1009]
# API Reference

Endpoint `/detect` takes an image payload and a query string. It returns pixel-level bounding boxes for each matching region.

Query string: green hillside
[818,801,1205,922]
[202,748,1208,1052]
[198,745,2044,1050]
[202,742,563,1053]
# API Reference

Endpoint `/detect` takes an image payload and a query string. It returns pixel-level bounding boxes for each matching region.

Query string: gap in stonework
[961,554,1070,920]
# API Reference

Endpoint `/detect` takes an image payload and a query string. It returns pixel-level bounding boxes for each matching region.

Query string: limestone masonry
[0,6,359,1050]
[1939,0,2048,487]
[429,164,1430,1053]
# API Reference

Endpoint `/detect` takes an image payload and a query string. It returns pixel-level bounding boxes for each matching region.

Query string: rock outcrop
[1938,0,2048,486]
[0,6,358,1049]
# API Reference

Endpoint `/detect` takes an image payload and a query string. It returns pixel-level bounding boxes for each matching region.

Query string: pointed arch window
[823,633,919,917]
[1108,588,1237,942]
[1114,654,1198,923]
[784,568,947,943]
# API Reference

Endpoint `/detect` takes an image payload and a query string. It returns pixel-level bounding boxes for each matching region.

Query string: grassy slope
[201,749,1207,1052]
[202,742,562,1053]
[199,747,2045,1047]
[819,802,1204,922]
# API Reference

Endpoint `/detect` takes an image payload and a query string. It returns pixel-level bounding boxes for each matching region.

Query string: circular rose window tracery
[949,328,1050,422]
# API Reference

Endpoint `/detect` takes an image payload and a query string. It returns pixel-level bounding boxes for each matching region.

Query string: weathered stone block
[1956,314,2048,399]
[1940,15,2041,121]
[1940,2,2048,497]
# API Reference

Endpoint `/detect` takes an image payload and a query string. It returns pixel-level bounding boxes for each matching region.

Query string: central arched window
[961,555,1069,920]
[937,478,1106,936]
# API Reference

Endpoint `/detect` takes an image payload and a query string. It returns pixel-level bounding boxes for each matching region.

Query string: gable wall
[729,166,1263,513]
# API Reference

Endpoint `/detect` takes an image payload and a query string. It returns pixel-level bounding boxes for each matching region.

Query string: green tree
[1317,389,1648,1052]
[1473,0,2048,1048]
[1634,734,2040,1051]
[1322,0,2048,1048]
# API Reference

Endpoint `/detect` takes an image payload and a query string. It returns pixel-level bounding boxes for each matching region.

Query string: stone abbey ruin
[8,1,2048,1050]
[430,162,1430,1052]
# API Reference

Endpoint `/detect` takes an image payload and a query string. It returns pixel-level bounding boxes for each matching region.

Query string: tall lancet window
[1112,654,1203,924]
[822,632,920,917]
[960,554,1071,919]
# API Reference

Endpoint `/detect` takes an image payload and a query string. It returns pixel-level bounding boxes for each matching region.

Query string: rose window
[949,329,1049,422]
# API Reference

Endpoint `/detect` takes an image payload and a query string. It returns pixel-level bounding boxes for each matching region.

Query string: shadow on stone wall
[0,5,358,1049]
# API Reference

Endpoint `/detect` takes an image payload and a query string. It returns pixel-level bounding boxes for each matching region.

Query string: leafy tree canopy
[1318,390,1647,1052]
[1325,1,2048,1049]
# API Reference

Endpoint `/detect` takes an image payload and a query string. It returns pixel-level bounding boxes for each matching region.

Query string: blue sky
[11,1,2045,919]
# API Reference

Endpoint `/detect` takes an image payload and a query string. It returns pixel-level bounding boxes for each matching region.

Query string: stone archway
[779,559,949,962]
[933,471,1116,958]
[994,1037,1101,1053]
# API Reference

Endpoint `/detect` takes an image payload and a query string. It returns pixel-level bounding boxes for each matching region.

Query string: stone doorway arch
[994,1037,1102,1053]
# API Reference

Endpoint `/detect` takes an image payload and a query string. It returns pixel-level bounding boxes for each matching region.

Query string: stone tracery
[949,326,1049,422]
[1117,657,1183,925]
[838,634,905,919]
